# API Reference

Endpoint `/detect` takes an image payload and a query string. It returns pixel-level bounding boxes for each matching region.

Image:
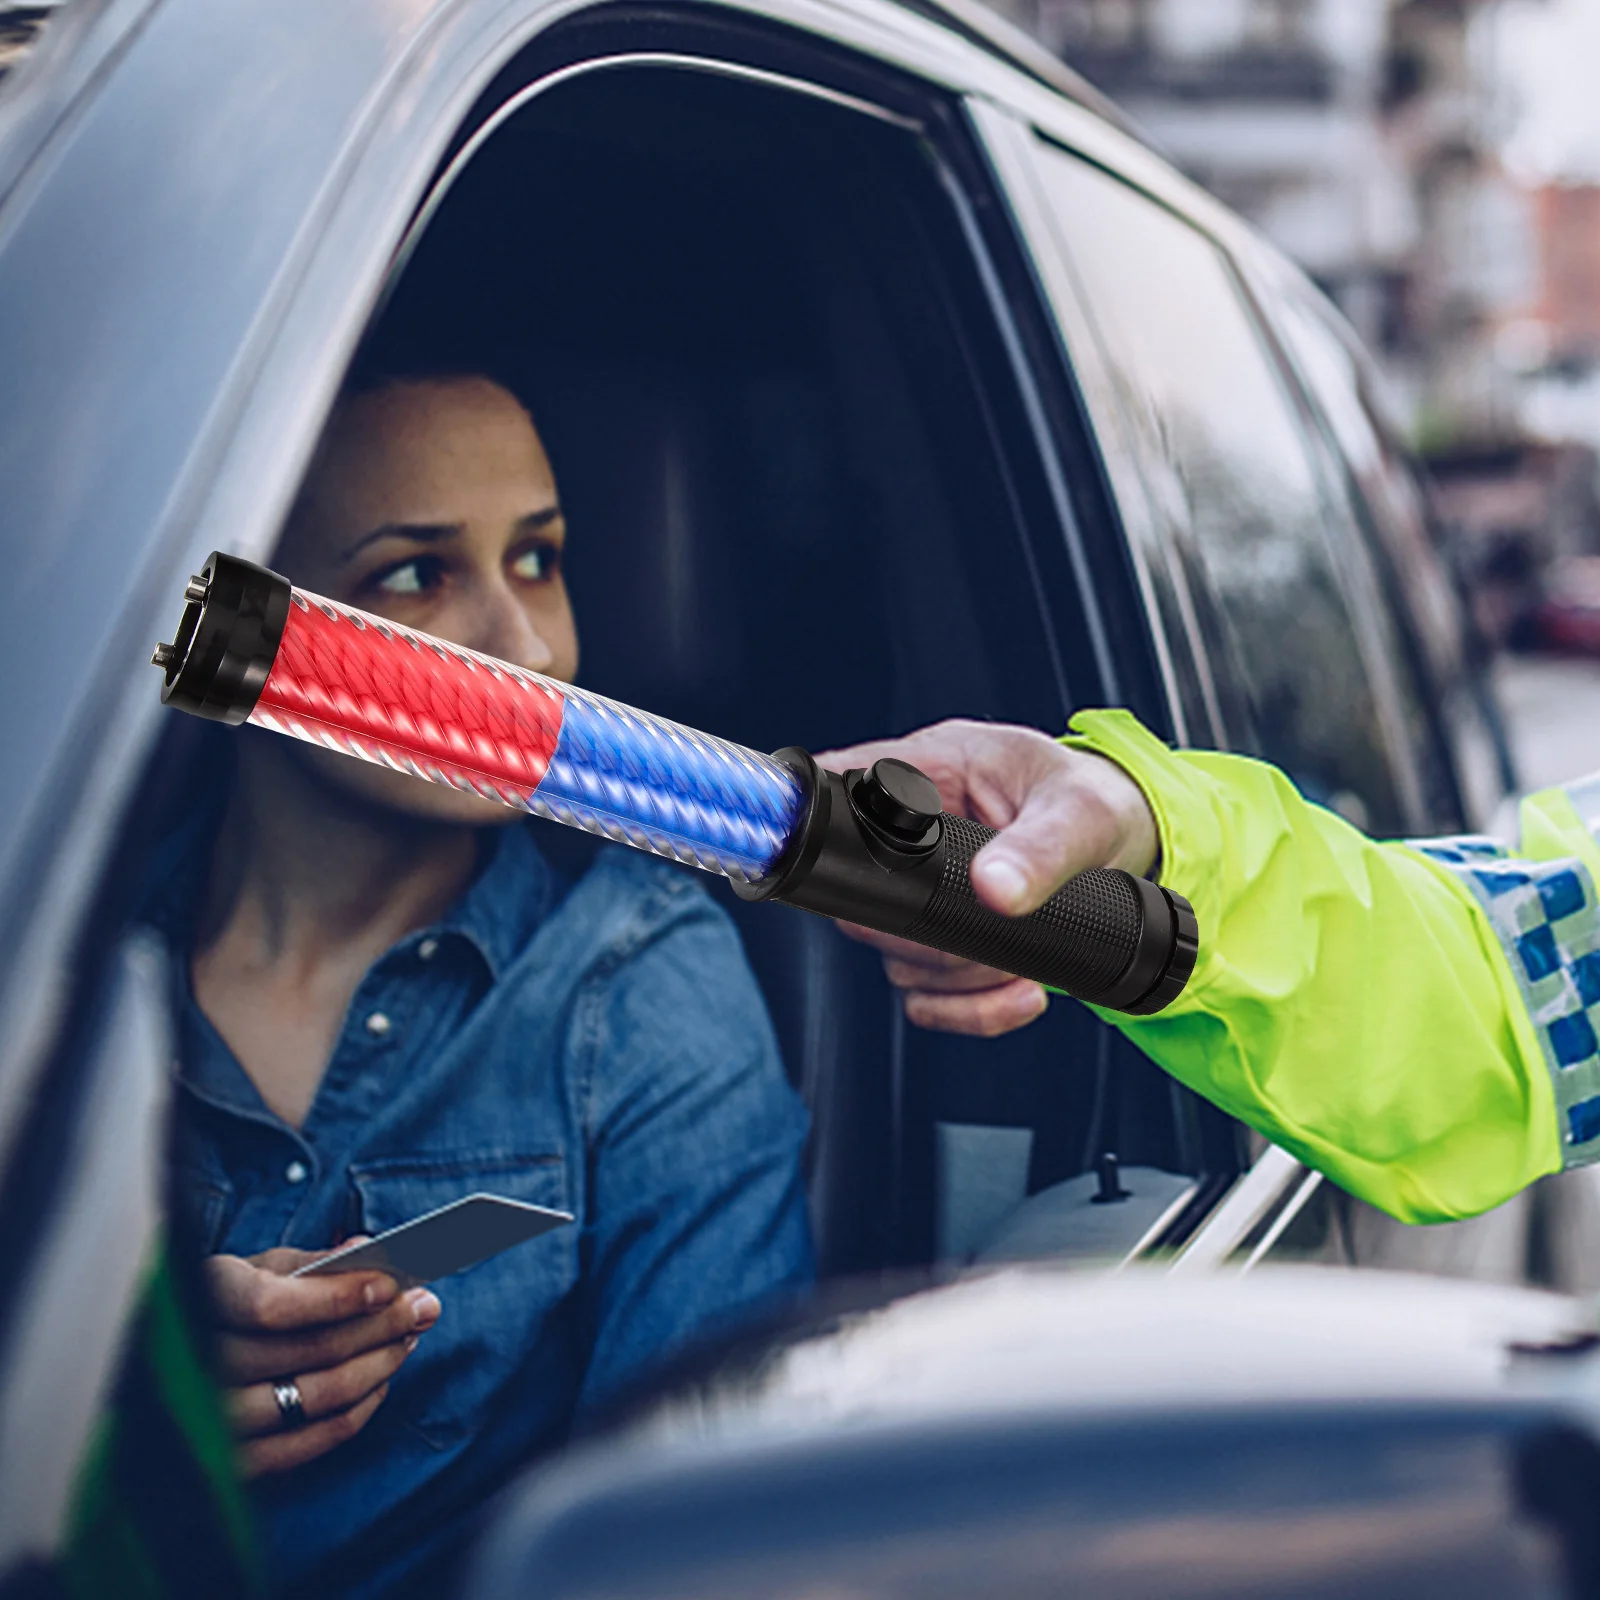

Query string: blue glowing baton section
[530,684,805,881]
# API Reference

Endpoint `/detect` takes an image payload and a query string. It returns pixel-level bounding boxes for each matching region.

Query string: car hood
[626,1264,1600,1448]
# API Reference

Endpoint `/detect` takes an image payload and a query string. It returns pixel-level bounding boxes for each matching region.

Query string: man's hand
[206,1246,441,1477]
[816,720,1158,1038]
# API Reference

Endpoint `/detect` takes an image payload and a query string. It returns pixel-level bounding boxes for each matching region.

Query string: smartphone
[291,1192,573,1290]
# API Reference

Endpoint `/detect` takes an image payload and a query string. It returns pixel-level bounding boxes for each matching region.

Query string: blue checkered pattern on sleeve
[1409,833,1600,1167]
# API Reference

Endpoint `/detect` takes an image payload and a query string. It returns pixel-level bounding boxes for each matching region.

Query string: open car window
[45,75,1249,1567]
[210,55,1238,1285]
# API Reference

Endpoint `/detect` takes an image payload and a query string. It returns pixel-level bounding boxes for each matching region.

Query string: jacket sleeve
[1065,709,1600,1224]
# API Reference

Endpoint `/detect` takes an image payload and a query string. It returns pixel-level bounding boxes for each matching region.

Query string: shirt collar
[171,822,557,1121]
[147,764,559,1077]
[432,822,555,979]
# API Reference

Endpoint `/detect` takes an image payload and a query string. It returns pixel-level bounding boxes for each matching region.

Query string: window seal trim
[392,50,923,292]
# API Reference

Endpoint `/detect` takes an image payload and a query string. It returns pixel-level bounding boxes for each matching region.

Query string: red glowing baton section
[252,591,566,805]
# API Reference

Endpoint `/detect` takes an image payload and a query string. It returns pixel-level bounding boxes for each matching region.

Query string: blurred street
[1497,651,1600,790]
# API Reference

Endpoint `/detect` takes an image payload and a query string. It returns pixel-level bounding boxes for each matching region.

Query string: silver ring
[272,1378,308,1430]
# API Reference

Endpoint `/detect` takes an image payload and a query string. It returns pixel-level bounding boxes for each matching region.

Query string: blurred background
[988,0,1600,792]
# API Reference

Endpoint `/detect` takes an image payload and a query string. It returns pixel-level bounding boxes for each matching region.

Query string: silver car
[1,0,1585,1593]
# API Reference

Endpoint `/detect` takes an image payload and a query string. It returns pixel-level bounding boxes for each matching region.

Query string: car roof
[880,0,1141,134]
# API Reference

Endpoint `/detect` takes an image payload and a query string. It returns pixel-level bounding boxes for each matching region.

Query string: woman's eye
[373,556,443,598]
[510,543,559,583]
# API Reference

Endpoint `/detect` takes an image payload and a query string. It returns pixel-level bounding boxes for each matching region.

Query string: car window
[1269,284,1491,828]
[1273,290,1465,689]
[401,68,1236,1275]
[1025,142,1423,834]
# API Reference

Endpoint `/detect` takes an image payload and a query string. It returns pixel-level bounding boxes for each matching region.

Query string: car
[0,0,1568,1590]
[468,1265,1600,1600]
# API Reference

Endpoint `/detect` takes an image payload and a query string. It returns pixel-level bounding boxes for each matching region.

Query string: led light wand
[151,554,1196,1014]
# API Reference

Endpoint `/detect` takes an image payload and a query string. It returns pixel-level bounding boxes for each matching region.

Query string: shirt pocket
[347,1150,575,1451]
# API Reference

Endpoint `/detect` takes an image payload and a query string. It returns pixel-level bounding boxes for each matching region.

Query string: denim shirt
[156,821,813,1598]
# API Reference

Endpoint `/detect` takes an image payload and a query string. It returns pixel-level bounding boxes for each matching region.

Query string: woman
[148,367,813,1596]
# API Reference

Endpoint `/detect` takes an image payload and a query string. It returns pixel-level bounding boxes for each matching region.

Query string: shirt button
[417,938,439,962]
[365,1011,393,1038]
[284,1160,308,1185]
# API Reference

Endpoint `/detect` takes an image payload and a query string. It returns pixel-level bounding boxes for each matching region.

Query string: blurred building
[1529,184,1600,362]
[1001,0,1537,449]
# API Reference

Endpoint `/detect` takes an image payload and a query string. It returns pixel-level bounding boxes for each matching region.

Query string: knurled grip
[907,814,1196,1012]
[732,753,1198,1014]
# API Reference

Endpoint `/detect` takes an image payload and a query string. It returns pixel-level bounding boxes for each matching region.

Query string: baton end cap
[153,552,292,724]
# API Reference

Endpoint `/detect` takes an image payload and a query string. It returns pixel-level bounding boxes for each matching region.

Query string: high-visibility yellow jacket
[1066,709,1600,1225]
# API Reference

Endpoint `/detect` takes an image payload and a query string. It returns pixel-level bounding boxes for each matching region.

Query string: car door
[0,1,500,1574]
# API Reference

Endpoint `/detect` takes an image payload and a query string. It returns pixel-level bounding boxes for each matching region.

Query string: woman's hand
[205,1246,441,1477]
[817,719,1159,1038]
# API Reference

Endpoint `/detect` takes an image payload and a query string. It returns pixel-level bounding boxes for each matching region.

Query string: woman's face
[270,374,578,825]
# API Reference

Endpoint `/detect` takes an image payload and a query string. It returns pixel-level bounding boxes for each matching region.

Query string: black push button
[855,758,942,841]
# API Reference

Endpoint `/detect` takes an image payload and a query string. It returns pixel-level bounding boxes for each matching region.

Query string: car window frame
[411,27,1240,1263]
[969,99,1213,749]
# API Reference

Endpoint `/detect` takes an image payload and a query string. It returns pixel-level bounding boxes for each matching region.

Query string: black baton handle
[732,750,1197,1015]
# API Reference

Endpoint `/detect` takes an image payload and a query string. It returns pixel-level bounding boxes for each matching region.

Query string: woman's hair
[336,320,543,445]
[341,263,527,407]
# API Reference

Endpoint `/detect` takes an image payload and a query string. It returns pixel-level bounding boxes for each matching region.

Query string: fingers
[845,919,1051,1034]
[968,782,1105,917]
[882,955,1017,994]
[820,722,1158,918]
[904,978,1050,1037]
[229,1336,416,1439]
[224,1281,443,1476]
[239,1384,391,1479]
[207,1251,399,1334]
[968,743,1160,913]
[217,1287,441,1385]
[964,742,1128,916]
[819,719,1159,1037]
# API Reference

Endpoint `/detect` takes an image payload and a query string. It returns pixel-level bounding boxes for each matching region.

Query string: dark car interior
[334,55,1244,1277]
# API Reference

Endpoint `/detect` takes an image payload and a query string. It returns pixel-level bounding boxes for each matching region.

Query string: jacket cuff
[1059,708,1225,971]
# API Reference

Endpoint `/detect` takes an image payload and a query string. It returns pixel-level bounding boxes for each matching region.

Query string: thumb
[969,772,1123,918]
